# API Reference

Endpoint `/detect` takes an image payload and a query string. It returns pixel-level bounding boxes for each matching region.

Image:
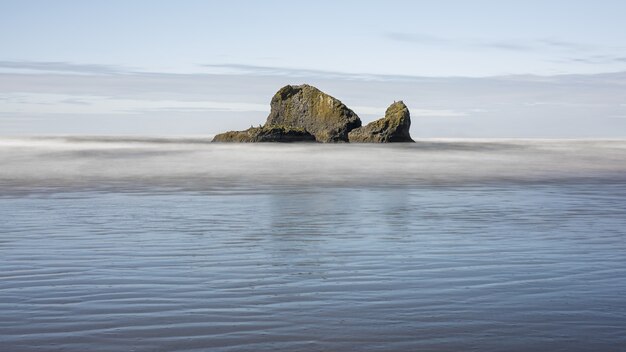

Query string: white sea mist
[1,136,625,194]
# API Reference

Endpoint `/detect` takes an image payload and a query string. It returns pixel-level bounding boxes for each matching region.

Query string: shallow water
[1,138,626,351]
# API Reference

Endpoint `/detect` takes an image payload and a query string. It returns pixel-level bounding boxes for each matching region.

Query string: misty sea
[1,137,625,352]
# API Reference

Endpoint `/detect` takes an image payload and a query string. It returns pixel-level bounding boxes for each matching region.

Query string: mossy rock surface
[348,101,414,143]
[212,85,414,143]
[212,125,315,143]
[265,84,361,143]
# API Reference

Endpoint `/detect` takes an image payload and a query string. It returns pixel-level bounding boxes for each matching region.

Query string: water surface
[1,138,625,351]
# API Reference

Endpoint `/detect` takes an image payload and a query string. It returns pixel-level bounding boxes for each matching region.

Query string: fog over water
[1,137,625,194]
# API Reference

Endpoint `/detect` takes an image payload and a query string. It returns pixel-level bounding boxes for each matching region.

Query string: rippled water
[1,137,626,351]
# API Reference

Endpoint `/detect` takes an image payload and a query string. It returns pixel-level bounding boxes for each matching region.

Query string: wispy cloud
[3,60,625,87]
[0,92,468,119]
[0,93,269,115]
[2,60,448,82]
[538,39,593,51]
[352,105,466,118]
[60,98,92,106]
[383,32,445,46]
[384,32,604,53]
[411,109,467,118]
[480,42,535,51]
[384,32,536,52]
[558,55,626,65]
[201,63,439,82]
[1,64,625,137]
[0,61,131,75]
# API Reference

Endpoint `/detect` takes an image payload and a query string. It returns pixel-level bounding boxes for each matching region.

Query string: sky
[1,0,626,137]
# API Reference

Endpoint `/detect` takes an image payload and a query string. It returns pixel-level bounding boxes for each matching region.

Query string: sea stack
[348,101,413,143]
[212,84,414,143]
[264,84,361,142]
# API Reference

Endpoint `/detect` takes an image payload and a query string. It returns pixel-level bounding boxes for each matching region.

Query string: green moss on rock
[212,85,415,143]
[265,84,361,143]
[212,125,315,143]
[348,101,414,143]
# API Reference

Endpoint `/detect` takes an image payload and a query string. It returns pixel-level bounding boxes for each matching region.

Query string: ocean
[1,137,625,351]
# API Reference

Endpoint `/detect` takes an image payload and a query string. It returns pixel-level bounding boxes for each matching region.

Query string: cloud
[538,39,592,51]
[3,60,433,82]
[0,93,269,115]
[0,92,468,119]
[1,65,626,137]
[202,63,626,88]
[352,105,466,117]
[60,98,91,106]
[384,32,605,53]
[201,63,437,82]
[3,59,625,88]
[478,41,535,52]
[383,32,446,45]
[411,109,467,117]
[0,61,131,75]
[560,55,626,65]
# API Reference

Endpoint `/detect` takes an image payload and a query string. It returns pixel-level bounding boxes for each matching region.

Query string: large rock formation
[212,125,315,143]
[265,84,361,142]
[212,84,414,143]
[348,101,414,143]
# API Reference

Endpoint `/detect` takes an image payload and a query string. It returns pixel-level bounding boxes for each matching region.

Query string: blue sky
[1,0,626,136]
[3,0,626,76]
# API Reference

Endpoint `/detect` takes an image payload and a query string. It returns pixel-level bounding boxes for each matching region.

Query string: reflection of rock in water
[212,84,413,143]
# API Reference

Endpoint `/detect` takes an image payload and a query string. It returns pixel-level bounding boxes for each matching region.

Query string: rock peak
[348,101,413,143]
[212,85,413,143]
[266,84,361,142]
